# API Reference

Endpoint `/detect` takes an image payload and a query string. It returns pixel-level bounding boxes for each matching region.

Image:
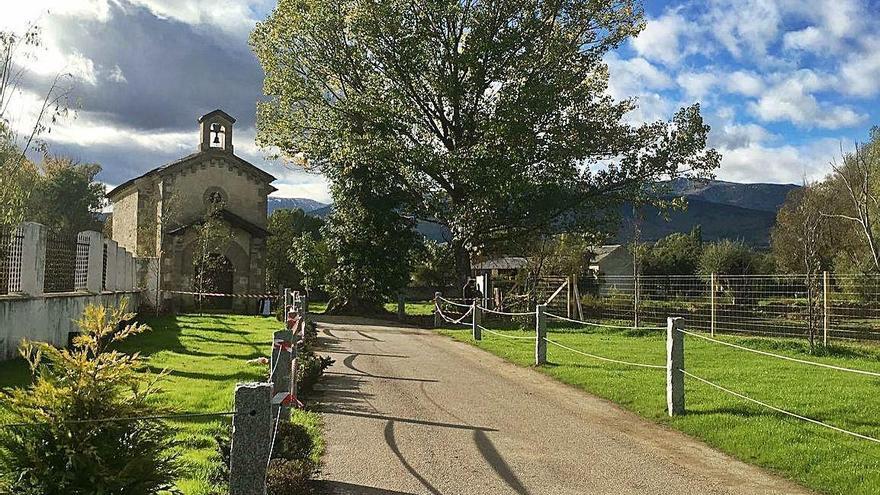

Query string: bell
[212,133,221,145]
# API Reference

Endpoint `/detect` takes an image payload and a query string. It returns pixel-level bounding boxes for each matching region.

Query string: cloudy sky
[3,0,880,203]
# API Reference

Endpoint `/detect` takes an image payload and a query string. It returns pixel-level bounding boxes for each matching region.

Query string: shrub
[0,301,180,494]
[273,422,314,461]
[297,352,334,397]
[266,458,316,495]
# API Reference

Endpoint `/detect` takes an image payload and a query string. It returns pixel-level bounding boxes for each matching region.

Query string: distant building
[107,110,277,311]
[587,244,633,278]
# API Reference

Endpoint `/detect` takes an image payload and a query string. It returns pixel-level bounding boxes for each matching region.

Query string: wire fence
[582,273,880,341]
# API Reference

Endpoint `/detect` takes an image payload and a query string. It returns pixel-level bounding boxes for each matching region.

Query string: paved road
[312,316,812,495]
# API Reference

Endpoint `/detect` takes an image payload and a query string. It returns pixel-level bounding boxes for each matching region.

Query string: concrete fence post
[535,304,547,365]
[472,300,482,341]
[434,292,442,328]
[667,317,685,416]
[84,232,105,292]
[230,382,272,495]
[104,239,118,291]
[116,246,127,291]
[13,222,47,296]
[271,330,293,422]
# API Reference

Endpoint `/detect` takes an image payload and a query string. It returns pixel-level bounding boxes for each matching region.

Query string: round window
[203,187,227,207]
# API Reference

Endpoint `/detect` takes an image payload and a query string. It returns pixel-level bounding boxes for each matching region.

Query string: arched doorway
[193,253,234,310]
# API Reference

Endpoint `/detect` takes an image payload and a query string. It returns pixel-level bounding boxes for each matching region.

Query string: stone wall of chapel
[161,156,270,230]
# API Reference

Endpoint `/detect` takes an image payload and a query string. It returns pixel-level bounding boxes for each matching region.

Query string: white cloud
[724,70,765,97]
[604,54,672,101]
[107,64,127,83]
[717,138,850,184]
[676,71,717,101]
[703,0,781,59]
[0,0,111,32]
[631,13,691,66]
[271,181,331,203]
[782,27,827,53]
[840,37,880,97]
[749,70,865,129]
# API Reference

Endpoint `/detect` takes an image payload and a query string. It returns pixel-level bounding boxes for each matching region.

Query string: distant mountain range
[267,197,329,214]
[268,179,798,246]
[618,179,799,246]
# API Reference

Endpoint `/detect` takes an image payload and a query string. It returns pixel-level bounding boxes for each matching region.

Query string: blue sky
[3,0,880,202]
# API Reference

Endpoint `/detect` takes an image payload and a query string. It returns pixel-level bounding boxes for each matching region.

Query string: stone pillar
[535,304,547,365]
[78,231,104,293]
[14,222,47,296]
[434,292,441,328]
[271,330,293,422]
[230,382,272,495]
[471,301,482,341]
[116,246,127,291]
[104,240,118,291]
[667,317,685,416]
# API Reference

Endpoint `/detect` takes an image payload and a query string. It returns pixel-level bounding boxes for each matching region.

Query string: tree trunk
[452,239,471,291]
[325,296,387,316]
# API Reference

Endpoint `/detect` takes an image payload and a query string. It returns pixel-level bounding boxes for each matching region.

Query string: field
[440,321,880,495]
[0,314,323,495]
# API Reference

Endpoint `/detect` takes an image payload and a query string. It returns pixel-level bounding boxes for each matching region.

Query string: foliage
[252,0,720,283]
[321,160,419,313]
[192,202,233,298]
[697,240,768,276]
[771,186,833,275]
[266,208,324,292]
[0,24,75,228]
[290,231,332,295]
[641,227,703,276]
[272,422,314,461]
[297,322,334,396]
[411,240,456,289]
[0,302,179,494]
[266,458,316,495]
[24,156,106,232]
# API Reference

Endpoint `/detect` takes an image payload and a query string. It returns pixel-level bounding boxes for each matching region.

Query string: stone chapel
[107,110,276,311]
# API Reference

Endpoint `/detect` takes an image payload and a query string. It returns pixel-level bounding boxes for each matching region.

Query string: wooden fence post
[397,294,405,321]
[472,300,482,341]
[823,271,829,347]
[230,382,272,495]
[434,292,442,328]
[535,304,547,365]
[667,317,685,416]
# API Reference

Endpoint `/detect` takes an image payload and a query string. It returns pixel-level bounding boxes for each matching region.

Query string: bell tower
[198,109,235,152]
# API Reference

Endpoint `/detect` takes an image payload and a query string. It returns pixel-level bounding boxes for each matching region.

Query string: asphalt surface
[312,316,813,495]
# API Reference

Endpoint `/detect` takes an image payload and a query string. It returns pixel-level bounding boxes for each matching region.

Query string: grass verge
[0,313,324,495]
[440,322,880,495]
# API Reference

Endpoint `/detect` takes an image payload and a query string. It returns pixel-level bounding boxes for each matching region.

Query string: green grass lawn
[382,300,435,316]
[440,322,880,495]
[0,314,324,495]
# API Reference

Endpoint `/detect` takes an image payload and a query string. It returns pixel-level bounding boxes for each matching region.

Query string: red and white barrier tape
[162,290,279,299]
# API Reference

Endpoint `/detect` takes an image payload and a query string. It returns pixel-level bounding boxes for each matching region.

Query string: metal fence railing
[74,232,90,290]
[44,230,79,293]
[6,227,23,294]
[579,273,880,341]
[0,226,10,295]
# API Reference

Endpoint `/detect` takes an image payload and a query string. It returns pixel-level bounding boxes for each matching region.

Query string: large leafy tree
[252,0,720,283]
[266,208,324,291]
[26,156,105,232]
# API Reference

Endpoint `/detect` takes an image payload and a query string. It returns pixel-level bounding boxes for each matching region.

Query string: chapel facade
[107,110,276,311]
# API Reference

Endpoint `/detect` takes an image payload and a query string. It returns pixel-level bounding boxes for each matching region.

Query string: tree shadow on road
[315,480,420,495]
